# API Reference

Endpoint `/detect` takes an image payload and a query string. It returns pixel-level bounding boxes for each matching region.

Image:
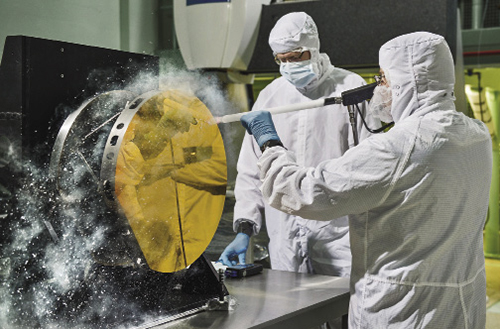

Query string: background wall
[0,0,159,58]
[465,68,500,92]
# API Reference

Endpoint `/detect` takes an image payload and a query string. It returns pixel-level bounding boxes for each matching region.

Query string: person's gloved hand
[218,233,250,266]
[240,111,280,148]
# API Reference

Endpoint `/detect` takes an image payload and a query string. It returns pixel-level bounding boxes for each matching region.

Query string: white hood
[268,12,331,91]
[268,12,320,56]
[379,31,456,123]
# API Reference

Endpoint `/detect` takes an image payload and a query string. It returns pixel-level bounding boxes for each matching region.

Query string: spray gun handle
[340,83,377,106]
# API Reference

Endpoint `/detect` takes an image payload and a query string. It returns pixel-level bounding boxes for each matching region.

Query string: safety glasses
[274,48,308,65]
[374,74,386,86]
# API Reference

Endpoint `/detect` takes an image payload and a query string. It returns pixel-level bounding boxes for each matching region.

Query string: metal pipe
[472,0,483,29]
[215,83,377,124]
[485,87,500,258]
[463,49,500,57]
[347,105,359,146]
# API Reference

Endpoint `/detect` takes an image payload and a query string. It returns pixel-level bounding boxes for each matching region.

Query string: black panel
[0,38,23,213]
[248,0,457,72]
[0,36,160,168]
[0,37,23,114]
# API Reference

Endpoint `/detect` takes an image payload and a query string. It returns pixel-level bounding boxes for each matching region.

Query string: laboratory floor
[486,257,500,329]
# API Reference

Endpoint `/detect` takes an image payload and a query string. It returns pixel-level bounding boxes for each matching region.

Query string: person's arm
[217,133,263,266]
[115,142,147,224]
[219,84,284,266]
[232,133,267,234]
[259,145,387,220]
[232,80,282,233]
[240,110,401,221]
[218,222,253,266]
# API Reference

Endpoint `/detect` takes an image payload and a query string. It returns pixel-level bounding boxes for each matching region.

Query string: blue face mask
[280,60,318,88]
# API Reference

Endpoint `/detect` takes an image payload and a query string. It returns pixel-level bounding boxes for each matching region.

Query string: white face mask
[369,85,393,123]
[280,60,318,88]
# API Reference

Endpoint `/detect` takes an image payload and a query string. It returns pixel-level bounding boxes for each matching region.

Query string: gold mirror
[110,89,227,272]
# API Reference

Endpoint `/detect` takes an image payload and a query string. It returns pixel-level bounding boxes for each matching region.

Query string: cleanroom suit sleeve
[232,84,279,235]
[232,131,266,234]
[258,135,402,221]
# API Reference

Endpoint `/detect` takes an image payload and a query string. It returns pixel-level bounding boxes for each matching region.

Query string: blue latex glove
[218,233,250,266]
[240,111,281,148]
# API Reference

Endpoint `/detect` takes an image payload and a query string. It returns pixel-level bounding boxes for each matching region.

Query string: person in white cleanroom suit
[219,12,380,281]
[240,31,491,329]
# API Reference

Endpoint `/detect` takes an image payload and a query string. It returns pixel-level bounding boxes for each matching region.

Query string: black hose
[355,103,394,134]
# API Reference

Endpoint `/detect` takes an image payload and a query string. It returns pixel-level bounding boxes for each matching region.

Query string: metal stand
[347,105,359,146]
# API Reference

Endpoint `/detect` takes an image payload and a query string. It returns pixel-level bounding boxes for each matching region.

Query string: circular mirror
[102,89,227,272]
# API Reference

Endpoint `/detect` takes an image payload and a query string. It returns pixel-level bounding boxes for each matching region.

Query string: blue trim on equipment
[187,0,230,6]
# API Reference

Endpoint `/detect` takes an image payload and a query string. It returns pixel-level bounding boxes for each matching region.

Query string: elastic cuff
[260,139,284,153]
[237,221,255,237]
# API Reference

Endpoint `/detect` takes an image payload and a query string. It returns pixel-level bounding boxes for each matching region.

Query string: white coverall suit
[258,32,491,328]
[234,12,379,277]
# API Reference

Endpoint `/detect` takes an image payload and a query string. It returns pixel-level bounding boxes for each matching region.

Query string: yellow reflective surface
[115,89,227,272]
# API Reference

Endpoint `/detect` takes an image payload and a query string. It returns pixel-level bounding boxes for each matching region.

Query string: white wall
[0,0,159,60]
